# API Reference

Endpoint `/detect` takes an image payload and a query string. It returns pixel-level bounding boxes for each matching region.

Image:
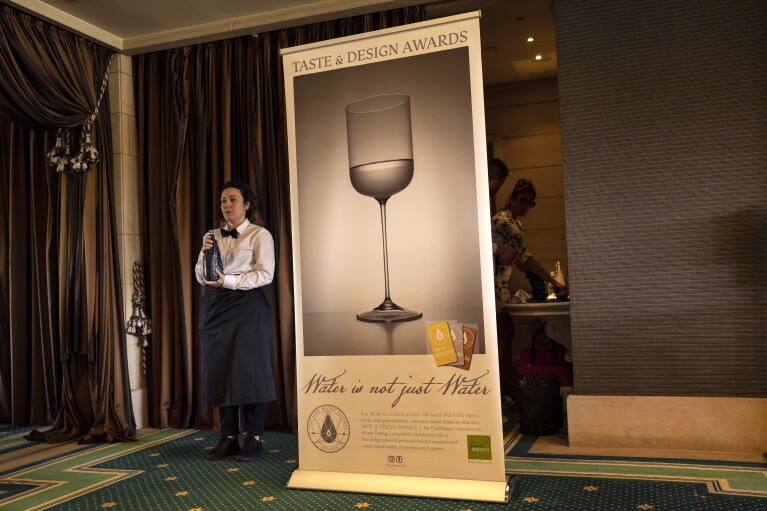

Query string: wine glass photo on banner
[345,93,422,323]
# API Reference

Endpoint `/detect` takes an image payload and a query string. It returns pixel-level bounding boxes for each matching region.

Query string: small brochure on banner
[426,321,478,370]
[448,322,465,366]
[455,324,478,370]
[425,321,458,366]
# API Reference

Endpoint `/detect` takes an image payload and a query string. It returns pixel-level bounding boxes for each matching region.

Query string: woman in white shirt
[195,181,276,462]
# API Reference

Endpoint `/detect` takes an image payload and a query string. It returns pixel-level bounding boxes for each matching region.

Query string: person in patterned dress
[491,178,567,394]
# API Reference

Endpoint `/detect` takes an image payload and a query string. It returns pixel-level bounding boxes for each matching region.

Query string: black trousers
[219,402,266,438]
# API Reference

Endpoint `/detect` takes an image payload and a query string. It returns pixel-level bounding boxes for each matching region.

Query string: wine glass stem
[377,197,392,302]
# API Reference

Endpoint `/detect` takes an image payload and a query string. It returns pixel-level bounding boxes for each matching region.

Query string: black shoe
[207,437,240,460]
[236,436,263,462]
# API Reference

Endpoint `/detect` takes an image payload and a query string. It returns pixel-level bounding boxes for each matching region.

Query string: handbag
[516,330,573,386]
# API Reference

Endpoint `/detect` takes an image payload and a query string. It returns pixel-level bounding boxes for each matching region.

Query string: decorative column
[108,53,146,428]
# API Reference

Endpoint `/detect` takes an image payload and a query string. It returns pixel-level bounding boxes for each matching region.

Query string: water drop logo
[308,405,350,453]
[321,414,338,443]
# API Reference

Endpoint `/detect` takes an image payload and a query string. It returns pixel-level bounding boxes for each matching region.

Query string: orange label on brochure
[455,325,477,370]
[426,321,458,366]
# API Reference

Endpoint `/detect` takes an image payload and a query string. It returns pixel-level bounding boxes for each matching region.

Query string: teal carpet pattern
[0,426,34,438]
[1,425,765,510]
[0,427,41,456]
[504,429,767,510]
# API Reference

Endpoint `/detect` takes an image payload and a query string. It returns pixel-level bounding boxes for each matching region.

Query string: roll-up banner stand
[282,12,514,503]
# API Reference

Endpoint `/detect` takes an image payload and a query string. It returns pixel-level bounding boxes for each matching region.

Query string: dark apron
[199,287,276,407]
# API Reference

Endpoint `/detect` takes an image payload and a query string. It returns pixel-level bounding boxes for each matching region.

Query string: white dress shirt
[195,219,275,290]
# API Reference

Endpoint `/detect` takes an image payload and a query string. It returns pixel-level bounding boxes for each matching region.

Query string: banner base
[287,469,515,503]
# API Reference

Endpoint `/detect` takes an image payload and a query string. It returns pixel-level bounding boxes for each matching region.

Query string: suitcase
[516,330,573,386]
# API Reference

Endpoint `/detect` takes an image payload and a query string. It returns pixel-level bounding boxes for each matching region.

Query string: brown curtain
[0,5,135,442]
[134,6,424,431]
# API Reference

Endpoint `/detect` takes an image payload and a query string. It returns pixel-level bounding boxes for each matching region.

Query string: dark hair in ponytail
[218,181,264,227]
[503,178,537,210]
[511,178,536,199]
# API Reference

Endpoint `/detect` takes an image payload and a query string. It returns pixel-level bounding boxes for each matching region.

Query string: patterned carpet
[1,422,765,511]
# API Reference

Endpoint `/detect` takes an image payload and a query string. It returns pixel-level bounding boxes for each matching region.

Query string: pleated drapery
[133,6,424,431]
[0,5,135,442]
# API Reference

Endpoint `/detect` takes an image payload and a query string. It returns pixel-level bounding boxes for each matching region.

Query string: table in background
[502,301,571,351]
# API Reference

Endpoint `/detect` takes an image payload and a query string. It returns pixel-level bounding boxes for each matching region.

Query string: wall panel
[553,0,767,396]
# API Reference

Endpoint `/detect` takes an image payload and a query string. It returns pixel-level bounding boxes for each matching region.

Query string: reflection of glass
[346,94,422,323]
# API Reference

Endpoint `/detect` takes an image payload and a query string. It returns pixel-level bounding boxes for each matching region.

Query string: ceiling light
[535,55,542,60]
[526,37,534,43]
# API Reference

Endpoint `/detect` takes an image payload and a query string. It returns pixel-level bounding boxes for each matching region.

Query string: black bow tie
[221,227,239,239]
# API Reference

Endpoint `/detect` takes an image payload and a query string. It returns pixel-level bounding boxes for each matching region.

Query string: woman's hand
[202,269,225,287]
[201,232,213,251]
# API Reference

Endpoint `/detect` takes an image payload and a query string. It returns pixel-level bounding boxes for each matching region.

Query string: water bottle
[553,261,565,287]
[552,261,567,300]
[547,272,557,300]
[204,230,223,281]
